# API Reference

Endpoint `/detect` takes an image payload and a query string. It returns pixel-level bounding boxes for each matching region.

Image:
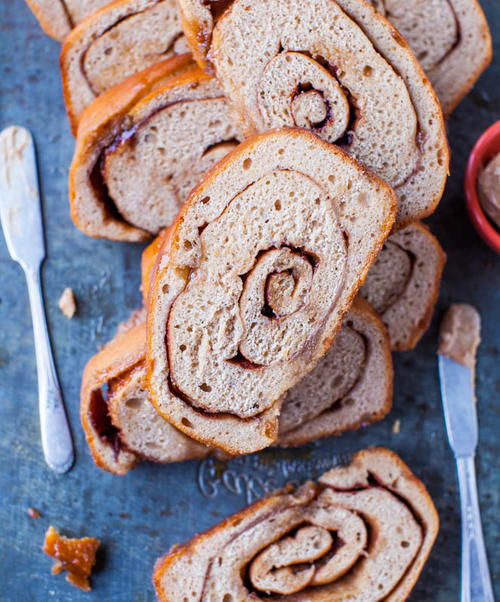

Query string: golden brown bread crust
[80,319,146,474]
[68,54,195,241]
[153,447,439,601]
[141,228,170,304]
[146,128,396,454]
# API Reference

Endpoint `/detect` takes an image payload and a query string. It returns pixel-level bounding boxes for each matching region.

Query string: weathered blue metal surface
[0,1,499,600]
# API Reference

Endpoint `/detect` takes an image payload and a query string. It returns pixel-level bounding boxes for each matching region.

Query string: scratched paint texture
[0,1,499,600]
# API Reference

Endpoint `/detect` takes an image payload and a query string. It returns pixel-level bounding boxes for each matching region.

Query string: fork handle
[456,455,494,602]
[24,265,74,473]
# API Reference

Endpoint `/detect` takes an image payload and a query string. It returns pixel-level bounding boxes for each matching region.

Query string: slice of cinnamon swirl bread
[146,129,396,454]
[153,447,439,601]
[361,221,446,351]
[207,0,448,226]
[370,0,492,116]
[69,57,241,241]
[60,0,190,132]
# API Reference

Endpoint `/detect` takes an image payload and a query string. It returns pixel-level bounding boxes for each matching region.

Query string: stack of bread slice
[61,0,459,463]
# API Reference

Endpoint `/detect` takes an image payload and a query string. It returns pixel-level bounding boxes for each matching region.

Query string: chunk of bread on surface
[69,58,241,240]
[60,0,189,132]
[154,447,439,601]
[361,221,446,351]
[147,129,396,454]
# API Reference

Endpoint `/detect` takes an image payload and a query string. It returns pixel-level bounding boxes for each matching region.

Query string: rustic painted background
[0,1,499,599]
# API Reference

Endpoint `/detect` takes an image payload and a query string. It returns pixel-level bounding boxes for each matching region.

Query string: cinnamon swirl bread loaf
[25,0,112,41]
[69,57,241,241]
[147,129,396,454]
[361,221,446,351]
[179,0,449,226]
[60,0,190,132]
[154,447,439,601]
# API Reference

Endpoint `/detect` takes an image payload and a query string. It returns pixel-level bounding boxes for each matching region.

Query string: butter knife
[438,304,494,602]
[0,126,74,473]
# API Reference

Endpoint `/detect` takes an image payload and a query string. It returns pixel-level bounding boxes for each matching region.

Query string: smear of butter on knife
[438,304,481,370]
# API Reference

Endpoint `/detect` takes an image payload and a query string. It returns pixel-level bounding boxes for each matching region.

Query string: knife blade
[438,354,477,457]
[0,125,74,473]
[438,304,494,602]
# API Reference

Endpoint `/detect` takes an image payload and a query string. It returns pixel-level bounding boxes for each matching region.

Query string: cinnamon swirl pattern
[361,221,446,351]
[60,0,190,132]
[69,57,242,241]
[185,0,449,225]
[370,0,492,116]
[147,129,396,454]
[154,447,439,601]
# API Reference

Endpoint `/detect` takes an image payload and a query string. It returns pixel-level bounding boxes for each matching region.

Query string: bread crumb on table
[392,419,401,434]
[58,287,77,319]
[43,526,100,591]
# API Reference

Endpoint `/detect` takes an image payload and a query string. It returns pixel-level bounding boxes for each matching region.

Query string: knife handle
[24,265,74,473]
[456,455,494,602]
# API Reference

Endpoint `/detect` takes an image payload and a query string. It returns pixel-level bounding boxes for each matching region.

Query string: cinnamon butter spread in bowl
[465,120,500,253]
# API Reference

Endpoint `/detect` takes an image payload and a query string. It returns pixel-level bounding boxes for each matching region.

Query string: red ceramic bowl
[465,120,500,254]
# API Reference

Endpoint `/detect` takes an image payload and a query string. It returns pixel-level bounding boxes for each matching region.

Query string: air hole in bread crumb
[401,540,410,548]
[200,383,212,392]
[162,284,169,294]
[181,417,193,428]
[125,398,143,409]
[179,344,186,351]
[243,158,252,170]
[363,65,373,77]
